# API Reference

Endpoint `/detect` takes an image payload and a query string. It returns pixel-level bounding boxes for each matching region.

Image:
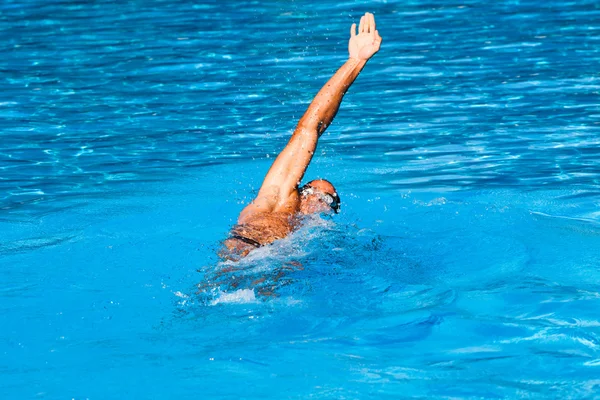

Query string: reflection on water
[2,0,600,215]
[1,0,600,398]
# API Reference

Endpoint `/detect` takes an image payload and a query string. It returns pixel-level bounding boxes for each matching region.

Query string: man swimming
[222,13,382,259]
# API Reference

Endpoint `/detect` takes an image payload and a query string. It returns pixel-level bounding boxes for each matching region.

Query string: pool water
[2,0,600,398]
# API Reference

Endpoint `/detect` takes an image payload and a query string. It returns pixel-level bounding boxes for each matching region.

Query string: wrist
[346,57,368,69]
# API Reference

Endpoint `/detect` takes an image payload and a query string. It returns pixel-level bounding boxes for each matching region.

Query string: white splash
[210,289,257,306]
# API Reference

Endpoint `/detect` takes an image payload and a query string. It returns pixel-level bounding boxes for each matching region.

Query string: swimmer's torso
[221,210,299,260]
[232,211,298,246]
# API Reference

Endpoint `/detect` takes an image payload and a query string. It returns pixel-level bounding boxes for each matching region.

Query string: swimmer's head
[298,179,340,215]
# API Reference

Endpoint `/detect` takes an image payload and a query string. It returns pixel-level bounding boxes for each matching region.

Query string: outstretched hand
[349,12,382,61]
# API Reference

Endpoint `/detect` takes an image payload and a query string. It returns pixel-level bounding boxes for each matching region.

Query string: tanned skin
[223,13,382,259]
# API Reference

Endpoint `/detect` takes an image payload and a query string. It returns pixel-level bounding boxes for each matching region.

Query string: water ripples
[1,0,599,213]
[2,1,600,397]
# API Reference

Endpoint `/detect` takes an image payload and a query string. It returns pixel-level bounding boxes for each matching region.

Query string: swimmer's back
[232,211,297,246]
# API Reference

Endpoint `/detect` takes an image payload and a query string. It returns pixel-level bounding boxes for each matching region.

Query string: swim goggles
[300,186,341,214]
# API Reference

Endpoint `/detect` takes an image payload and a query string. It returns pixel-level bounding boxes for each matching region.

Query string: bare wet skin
[219,13,381,261]
[233,212,298,246]
[221,211,299,260]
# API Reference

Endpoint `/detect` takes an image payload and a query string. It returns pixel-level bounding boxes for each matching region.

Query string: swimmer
[222,13,382,259]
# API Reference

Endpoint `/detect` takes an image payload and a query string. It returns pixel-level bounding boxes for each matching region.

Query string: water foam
[210,289,257,305]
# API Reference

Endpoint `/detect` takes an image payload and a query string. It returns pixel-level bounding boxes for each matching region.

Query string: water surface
[1,0,600,398]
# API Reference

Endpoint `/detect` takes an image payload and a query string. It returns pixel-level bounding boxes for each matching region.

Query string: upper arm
[249,126,318,212]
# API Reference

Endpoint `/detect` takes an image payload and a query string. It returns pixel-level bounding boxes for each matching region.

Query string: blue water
[2,0,600,398]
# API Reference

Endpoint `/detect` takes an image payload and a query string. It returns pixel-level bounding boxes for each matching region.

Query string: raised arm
[244,13,382,216]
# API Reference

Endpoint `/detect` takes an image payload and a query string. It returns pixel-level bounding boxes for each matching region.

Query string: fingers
[350,23,356,37]
[369,13,376,35]
[358,12,376,34]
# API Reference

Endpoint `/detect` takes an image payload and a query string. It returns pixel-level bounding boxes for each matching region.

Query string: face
[299,191,335,215]
[298,180,340,215]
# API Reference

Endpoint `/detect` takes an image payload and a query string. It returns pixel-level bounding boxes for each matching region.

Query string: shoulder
[238,191,300,225]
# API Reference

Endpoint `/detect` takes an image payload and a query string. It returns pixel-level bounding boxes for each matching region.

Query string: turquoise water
[2,0,600,398]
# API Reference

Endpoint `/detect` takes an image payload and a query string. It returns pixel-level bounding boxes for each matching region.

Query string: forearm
[258,58,366,197]
[296,58,367,136]
[256,58,367,197]
[248,13,381,208]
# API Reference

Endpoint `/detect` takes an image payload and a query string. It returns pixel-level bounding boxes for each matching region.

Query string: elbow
[294,123,318,137]
[296,116,327,136]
